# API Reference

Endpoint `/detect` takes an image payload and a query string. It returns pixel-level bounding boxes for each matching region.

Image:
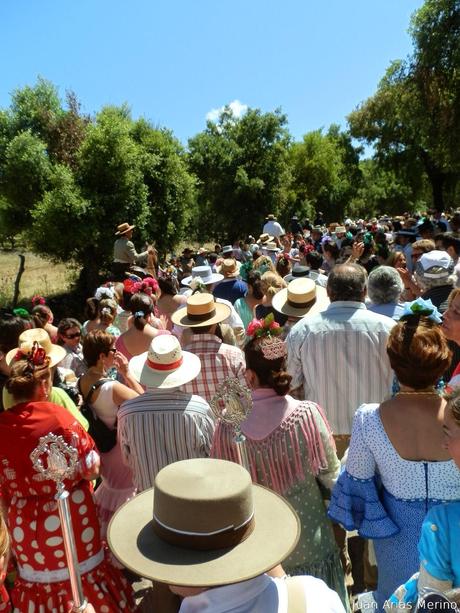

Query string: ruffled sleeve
[327,405,400,539]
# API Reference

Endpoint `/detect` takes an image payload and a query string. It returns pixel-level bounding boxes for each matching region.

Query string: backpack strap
[285,576,307,613]
[78,378,111,406]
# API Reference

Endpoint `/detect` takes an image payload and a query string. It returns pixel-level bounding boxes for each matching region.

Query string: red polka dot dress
[0,401,136,612]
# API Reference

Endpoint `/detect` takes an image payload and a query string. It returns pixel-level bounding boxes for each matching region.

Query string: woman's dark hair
[129,293,154,331]
[387,315,451,389]
[31,305,51,329]
[158,276,179,296]
[82,330,114,367]
[85,297,99,321]
[323,241,340,260]
[0,314,27,354]
[276,256,291,278]
[57,318,82,344]
[247,270,264,300]
[6,358,51,399]
[245,338,292,396]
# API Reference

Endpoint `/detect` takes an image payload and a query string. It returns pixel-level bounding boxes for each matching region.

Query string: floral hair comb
[246,314,286,360]
[15,342,49,372]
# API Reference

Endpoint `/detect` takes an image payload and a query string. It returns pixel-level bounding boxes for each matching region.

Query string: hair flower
[133,277,159,296]
[95,285,115,301]
[31,295,46,306]
[401,298,442,324]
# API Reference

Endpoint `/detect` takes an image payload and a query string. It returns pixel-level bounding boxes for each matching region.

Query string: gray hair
[368,266,404,305]
[327,263,368,302]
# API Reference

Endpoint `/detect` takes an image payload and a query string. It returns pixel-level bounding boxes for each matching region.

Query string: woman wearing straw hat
[108,458,346,612]
[0,344,135,612]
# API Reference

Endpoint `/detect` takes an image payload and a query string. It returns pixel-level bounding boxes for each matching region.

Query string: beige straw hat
[6,328,66,367]
[171,293,231,328]
[108,458,300,586]
[129,335,201,388]
[272,278,329,319]
[115,222,135,235]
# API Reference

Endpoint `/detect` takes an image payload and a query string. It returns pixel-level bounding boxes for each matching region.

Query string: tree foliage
[348,0,460,211]
[188,107,291,241]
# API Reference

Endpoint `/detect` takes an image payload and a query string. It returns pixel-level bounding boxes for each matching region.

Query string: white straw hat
[129,335,201,389]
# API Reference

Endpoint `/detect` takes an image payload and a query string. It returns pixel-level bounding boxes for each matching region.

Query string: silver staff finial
[30,433,87,612]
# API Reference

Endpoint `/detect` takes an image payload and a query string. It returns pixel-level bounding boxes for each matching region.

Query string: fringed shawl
[211,401,334,496]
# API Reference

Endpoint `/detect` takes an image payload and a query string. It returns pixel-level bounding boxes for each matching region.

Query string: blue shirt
[213,279,248,305]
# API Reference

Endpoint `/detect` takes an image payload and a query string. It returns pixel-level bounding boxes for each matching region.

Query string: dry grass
[0,250,78,306]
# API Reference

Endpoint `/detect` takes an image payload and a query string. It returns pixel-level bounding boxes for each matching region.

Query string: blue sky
[0,0,423,145]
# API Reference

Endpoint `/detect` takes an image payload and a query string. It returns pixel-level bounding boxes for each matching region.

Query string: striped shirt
[118,389,215,492]
[286,301,395,436]
[182,334,247,403]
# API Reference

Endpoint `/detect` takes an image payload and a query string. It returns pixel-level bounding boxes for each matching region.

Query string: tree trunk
[13,254,25,307]
[419,148,445,211]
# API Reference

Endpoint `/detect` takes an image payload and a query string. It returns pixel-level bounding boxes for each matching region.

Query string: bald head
[327,263,367,302]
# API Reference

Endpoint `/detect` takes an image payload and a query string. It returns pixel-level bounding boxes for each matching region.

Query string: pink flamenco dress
[0,400,136,612]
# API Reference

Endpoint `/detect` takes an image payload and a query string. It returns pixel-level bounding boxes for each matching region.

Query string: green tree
[349,0,460,211]
[1,131,51,235]
[188,107,291,241]
[289,126,362,223]
[132,119,195,255]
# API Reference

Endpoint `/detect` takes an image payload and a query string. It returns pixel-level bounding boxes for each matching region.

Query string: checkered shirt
[182,334,247,403]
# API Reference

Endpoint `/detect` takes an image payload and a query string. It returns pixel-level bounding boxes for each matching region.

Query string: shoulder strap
[79,378,111,405]
[286,576,307,613]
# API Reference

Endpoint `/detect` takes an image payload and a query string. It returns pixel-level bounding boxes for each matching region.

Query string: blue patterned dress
[328,404,460,612]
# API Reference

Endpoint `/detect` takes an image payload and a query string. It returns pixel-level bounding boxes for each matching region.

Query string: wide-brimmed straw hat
[7,328,66,367]
[181,265,224,287]
[115,222,135,236]
[258,233,274,244]
[272,278,329,319]
[129,335,200,389]
[218,258,240,278]
[171,294,231,328]
[262,241,280,252]
[108,458,300,587]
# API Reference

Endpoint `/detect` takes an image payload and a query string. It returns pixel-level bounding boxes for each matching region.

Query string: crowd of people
[1,210,460,612]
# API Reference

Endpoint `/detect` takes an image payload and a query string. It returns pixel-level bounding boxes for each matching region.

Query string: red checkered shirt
[182,334,247,402]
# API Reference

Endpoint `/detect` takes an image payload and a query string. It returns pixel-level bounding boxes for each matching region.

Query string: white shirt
[263,220,285,237]
[179,574,345,613]
[286,301,395,435]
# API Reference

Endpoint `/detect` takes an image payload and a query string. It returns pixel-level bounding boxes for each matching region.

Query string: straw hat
[219,258,240,278]
[6,328,66,367]
[258,233,274,244]
[181,265,224,287]
[335,226,346,234]
[108,458,300,586]
[272,278,329,319]
[115,222,135,236]
[171,293,231,328]
[222,245,233,255]
[129,335,201,389]
[262,242,280,252]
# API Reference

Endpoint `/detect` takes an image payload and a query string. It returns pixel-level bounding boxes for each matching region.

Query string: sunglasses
[64,332,81,339]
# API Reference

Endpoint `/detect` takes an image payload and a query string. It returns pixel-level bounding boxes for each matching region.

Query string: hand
[113,351,129,376]
[79,450,100,480]
[351,242,365,260]
[396,267,411,286]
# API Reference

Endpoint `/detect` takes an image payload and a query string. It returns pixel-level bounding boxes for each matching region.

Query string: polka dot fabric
[0,401,135,612]
[329,403,460,612]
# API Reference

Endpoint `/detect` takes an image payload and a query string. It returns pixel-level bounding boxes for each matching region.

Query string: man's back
[182,334,246,402]
[118,388,215,491]
[287,301,395,435]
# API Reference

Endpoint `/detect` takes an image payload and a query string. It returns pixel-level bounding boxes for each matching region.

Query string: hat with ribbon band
[108,458,300,586]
